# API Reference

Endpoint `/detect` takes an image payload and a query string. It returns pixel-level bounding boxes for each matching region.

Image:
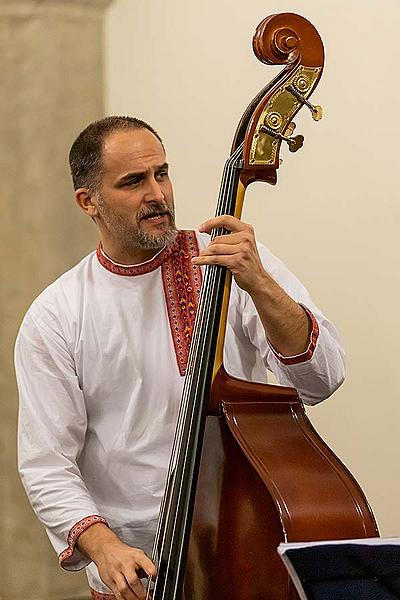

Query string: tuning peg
[260,125,304,153]
[287,84,323,121]
[287,135,304,152]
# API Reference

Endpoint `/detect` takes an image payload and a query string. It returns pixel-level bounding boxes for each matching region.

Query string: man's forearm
[194,216,312,357]
[249,271,312,357]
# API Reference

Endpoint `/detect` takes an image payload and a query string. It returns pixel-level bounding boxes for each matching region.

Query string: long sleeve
[225,243,345,405]
[15,308,107,570]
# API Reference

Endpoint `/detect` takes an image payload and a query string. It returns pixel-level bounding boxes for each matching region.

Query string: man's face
[92,128,177,259]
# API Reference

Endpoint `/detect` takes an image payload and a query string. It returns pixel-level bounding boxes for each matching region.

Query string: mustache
[137,201,174,221]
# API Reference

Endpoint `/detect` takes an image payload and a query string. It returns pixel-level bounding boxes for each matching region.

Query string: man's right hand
[77,523,157,599]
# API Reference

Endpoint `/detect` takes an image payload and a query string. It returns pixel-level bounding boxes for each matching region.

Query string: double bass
[147,12,378,600]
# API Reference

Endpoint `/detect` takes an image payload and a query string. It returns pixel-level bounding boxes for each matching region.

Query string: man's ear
[75,188,98,218]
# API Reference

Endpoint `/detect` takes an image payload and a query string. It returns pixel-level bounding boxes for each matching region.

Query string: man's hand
[77,523,157,600]
[192,215,267,294]
[193,215,311,357]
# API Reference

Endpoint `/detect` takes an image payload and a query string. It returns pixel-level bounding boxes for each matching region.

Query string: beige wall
[106,0,400,537]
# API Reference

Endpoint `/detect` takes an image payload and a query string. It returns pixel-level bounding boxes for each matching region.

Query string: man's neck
[100,240,160,266]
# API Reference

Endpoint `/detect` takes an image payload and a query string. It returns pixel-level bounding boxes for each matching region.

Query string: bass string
[148,146,244,596]
[181,140,243,395]
[159,141,243,517]
[147,150,234,576]
[147,143,244,597]
[151,144,239,542]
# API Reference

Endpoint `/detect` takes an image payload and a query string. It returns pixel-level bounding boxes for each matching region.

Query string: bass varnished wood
[186,369,377,599]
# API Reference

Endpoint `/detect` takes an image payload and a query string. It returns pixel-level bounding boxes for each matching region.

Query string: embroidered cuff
[268,304,319,366]
[59,515,109,571]
[90,589,116,600]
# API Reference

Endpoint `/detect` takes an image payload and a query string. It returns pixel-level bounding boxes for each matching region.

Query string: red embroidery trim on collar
[161,231,202,376]
[96,238,177,276]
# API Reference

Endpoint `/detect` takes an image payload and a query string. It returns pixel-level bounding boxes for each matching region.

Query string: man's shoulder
[25,252,96,320]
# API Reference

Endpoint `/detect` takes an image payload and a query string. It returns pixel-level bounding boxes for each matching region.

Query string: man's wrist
[76,522,116,561]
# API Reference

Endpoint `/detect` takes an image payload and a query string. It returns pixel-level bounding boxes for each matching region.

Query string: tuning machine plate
[249,65,322,166]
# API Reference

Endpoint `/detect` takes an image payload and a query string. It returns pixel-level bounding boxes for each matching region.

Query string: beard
[136,202,178,249]
[95,195,178,253]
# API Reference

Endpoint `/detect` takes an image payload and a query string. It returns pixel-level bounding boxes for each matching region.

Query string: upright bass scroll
[234,12,325,187]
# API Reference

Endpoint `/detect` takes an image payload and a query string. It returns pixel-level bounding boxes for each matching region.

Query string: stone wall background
[0,1,110,598]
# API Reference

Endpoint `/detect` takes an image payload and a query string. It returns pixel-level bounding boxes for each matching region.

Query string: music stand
[278,538,400,600]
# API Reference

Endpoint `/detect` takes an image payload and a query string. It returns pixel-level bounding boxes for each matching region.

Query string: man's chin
[136,227,178,250]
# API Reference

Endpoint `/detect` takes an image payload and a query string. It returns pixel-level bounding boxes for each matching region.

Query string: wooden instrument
[148,12,378,600]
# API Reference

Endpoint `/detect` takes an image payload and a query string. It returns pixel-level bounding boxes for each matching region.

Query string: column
[0,1,112,598]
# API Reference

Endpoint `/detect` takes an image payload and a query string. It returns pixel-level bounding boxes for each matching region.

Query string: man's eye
[123,178,140,186]
[156,171,168,181]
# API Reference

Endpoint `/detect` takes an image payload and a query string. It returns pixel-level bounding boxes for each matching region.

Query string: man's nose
[144,177,165,202]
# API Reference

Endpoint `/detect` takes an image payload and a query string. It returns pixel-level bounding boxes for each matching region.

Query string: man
[15,116,345,600]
